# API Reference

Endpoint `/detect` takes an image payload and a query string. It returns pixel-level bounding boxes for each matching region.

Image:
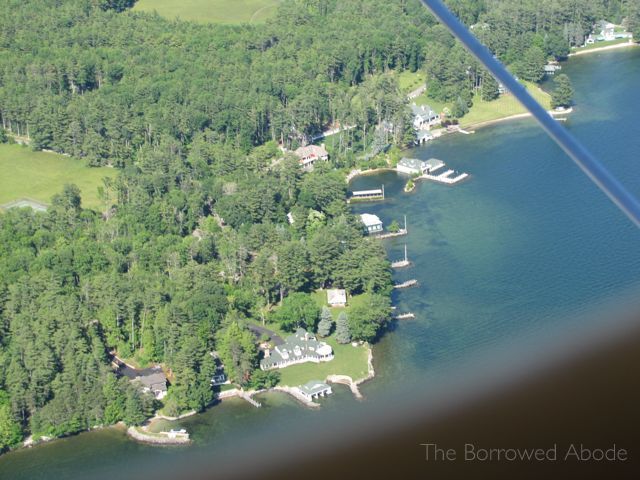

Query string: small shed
[327,288,347,307]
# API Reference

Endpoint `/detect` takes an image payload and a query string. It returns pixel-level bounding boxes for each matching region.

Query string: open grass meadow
[0,144,116,211]
[132,0,282,24]
[277,336,370,387]
[459,81,552,128]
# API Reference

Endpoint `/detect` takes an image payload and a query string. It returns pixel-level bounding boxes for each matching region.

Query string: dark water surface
[2,49,639,479]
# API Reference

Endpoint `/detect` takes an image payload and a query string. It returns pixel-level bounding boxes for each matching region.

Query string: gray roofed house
[133,369,168,400]
[260,328,334,370]
[411,103,440,129]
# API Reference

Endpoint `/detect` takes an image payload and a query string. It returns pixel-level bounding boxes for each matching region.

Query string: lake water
[2,48,639,479]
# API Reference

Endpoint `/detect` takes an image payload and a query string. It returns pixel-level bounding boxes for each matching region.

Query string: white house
[360,213,383,234]
[397,157,444,175]
[260,329,334,370]
[411,104,440,129]
[294,144,329,170]
[597,21,616,41]
[327,288,347,307]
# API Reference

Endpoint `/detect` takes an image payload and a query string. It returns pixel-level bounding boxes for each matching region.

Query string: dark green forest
[0,0,639,451]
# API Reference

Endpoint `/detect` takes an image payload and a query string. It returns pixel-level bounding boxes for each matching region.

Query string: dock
[391,244,411,269]
[240,392,262,408]
[394,279,418,289]
[419,169,469,185]
[350,185,385,202]
[395,312,415,320]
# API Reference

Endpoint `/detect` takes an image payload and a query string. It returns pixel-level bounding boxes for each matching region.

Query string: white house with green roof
[260,328,334,370]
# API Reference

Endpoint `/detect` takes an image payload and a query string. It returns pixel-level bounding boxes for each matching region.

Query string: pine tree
[481,72,500,101]
[317,306,334,337]
[551,74,574,109]
[335,311,351,344]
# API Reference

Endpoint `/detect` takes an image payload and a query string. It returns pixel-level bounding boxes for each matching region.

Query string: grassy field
[397,70,426,94]
[277,336,370,387]
[459,81,552,128]
[0,144,116,210]
[132,0,282,24]
[571,37,630,52]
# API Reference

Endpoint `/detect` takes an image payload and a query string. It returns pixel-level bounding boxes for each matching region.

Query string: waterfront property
[294,144,329,170]
[351,186,385,201]
[411,103,441,129]
[298,381,333,401]
[260,328,334,370]
[327,288,347,307]
[133,369,168,400]
[360,213,384,234]
[397,157,445,175]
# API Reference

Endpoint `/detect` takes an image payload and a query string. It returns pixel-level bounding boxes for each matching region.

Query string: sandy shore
[569,41,638,57]
[461,107,573,131]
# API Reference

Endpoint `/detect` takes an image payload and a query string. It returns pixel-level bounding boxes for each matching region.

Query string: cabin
[411,104,440,129]
[294,144,329,170]
[360,213,383,234]
[299,380,333,401]
[327,288,347,307]
[260,328,334,370]
[133,369,168,400]
[597,21,616,41]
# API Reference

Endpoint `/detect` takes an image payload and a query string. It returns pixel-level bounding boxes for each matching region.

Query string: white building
[327,288,347,307]
[411,104,440,129]
[360,213,383,234]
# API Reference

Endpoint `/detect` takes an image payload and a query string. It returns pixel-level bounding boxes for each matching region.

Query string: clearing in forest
[132,0,282,24]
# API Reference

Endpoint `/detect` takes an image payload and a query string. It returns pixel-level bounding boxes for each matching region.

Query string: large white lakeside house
[260,328,334,370]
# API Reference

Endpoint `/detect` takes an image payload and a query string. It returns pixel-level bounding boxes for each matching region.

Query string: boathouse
[299,381,333,401]
[397,157,426,175]
[360,213,383,234]
[351,186,384,200]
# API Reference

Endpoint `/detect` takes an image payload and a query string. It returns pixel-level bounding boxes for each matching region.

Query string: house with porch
[294,144,329,170]
[260,328,334,370]
[411,104,441,129]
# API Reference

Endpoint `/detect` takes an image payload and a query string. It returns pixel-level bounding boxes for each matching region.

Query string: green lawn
[0,144,116,211]
[571,37,630,52]
[459,81,552,128]
[397,70,426,94]
[277,336,370,387]
[132,0,282,24]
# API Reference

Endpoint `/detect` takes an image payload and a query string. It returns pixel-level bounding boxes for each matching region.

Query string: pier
[350,185,384,201]
[240,392,262,408]
[391,244,411,269]
[419,169,469,185]
[394,279,418,289]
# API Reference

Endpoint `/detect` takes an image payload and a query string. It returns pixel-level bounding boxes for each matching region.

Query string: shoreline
[568,40,637,57]
[460,107,573,132]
